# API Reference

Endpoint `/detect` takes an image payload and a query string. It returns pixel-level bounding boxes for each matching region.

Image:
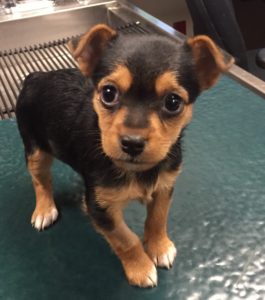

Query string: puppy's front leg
[90,194,157,287]
[144,187,177,269]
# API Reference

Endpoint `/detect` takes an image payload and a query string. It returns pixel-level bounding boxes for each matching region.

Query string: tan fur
[118,242,156,286]
[144,187,176,262]
[144,170,179,243]
[145,106,192,164]
[95,168,180,207]
[93,206,155,287]
[93,65,134,163]
[27,149,56,224]
[94,207,140,252]
[155,71,189,103]
[187,35,234,90]
[93,67,193,172]
[68,24,117,76]
[98,65,133,93]
[95,179,153,207]
[94,168,180,277]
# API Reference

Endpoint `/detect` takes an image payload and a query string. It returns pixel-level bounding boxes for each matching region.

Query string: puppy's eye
[163,93,184,114]
[100,84,119,107]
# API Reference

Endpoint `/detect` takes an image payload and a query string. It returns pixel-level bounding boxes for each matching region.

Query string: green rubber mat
[1,76,265,300]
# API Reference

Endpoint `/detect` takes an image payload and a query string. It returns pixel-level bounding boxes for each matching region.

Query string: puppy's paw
[125,255,157,288]
[121,244,157,288]
[145,237,177,269]
[31,204,58,231]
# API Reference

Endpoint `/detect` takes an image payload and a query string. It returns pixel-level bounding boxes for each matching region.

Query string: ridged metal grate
[0,22,149,120]
[0,38,77,119]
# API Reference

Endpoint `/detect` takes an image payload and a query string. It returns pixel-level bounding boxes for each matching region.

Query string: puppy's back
[16,69,96,159]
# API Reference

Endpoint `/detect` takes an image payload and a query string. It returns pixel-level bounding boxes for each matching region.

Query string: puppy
[16,24,233,287]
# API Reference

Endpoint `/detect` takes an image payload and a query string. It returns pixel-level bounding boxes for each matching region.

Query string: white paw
[154,244,177,269]
[125,254,158,288]
[144,265,158,287]
[31,207,58,231]
[129,264,157,288]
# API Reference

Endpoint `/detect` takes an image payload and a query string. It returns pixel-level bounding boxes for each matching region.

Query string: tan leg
[144,188,177,269]
[27,149,58,231]
[93,204,157,288]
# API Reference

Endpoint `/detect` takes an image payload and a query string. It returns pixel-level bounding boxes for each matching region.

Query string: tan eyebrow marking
[155,71,189,103]
[99,65,133,93]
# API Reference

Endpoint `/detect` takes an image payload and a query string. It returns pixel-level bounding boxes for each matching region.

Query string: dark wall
[232,0,265,49]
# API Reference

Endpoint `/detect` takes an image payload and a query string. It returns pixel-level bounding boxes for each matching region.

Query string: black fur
[94,34,200,104]
[16,32,201,230]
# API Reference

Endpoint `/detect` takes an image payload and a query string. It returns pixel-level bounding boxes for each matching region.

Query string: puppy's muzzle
[120,135,146,157]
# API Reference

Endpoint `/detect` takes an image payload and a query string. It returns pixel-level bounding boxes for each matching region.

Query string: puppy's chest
[95,170,178,206]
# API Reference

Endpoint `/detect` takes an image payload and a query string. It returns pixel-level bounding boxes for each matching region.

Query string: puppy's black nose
[120,135,145,157]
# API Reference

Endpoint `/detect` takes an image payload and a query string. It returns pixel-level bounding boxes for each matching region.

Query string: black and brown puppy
[16,24,233,287]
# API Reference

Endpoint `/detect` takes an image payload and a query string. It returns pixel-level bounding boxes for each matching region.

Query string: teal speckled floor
[0,76,265,300]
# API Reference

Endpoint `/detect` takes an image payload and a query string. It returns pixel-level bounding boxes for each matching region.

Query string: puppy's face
[69,25,233,172]
[93,64,192,172]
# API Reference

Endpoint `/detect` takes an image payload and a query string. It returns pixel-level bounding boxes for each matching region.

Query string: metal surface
[228,64,265,99]
[0,0,115,22]
[0,38,77,119]
[0,3,114,49]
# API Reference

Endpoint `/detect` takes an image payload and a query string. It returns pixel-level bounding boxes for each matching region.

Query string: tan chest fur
[95,169,180,209]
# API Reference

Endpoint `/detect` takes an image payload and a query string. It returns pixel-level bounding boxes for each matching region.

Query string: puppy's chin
[112,159,156,172]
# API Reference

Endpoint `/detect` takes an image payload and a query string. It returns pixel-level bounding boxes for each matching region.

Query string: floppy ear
[187,35,234,91]
[68,24,117,76]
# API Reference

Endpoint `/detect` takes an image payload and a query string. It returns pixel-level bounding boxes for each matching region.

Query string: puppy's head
[69,24,234,172]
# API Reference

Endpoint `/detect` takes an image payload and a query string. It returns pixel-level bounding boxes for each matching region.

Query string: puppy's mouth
[112,157,155,171]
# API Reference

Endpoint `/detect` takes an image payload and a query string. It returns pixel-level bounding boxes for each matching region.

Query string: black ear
[187,35,234,91]
[68,24,117,76]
